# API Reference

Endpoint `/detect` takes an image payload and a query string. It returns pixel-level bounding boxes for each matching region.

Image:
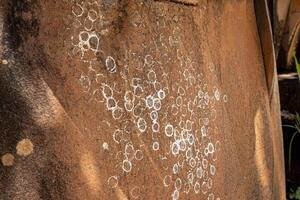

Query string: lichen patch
[16,139,34,156]
[1,153,15,166]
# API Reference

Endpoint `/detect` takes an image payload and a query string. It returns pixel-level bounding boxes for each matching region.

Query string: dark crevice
[154,0,198,7]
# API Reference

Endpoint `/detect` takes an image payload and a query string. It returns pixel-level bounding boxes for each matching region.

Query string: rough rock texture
[0,0,285,199]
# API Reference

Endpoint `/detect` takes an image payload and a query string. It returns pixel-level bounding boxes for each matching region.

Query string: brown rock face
[0,0,285,200]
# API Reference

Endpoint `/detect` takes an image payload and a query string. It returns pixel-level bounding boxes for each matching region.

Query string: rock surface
[0,0,285,199]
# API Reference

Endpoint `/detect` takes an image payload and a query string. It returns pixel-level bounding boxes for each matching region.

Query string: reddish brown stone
[0,1,285,199]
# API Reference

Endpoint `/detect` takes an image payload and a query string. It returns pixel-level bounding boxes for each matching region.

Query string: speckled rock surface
[0,0,285,199]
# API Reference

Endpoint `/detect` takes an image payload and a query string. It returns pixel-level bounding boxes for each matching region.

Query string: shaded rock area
[278,73,300,197]
[275,1,300,197]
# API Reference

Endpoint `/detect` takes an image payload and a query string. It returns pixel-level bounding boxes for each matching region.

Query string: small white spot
[214,88,220,101]
[2,59,8,65]
[102,142,109,150]
[201,126,207,137]
[210,164,216,175]
[223,95,228,102]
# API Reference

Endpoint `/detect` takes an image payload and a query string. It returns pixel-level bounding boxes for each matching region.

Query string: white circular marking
[153,98,162,111]
[152,122,160,133]
[183,182,191,194]
[101,84,113,98]
[89,34,99,52]
[122,160,132,173]
[208,143,214,154]
[113,129,123,144]
[112,107,124,119]
[173,163,179,174]
[147,70,156,82]
[208,193,215,200]
[124,101,134,112]
[163,175,172,187]
[171,142,180,155]
[196,167,203,179]
[187,172,194,183]
[172,190,180,200]
[187,134,195,145]
[150,110,158,121]
[152,142,160,151]
[124,91,135,102]
[157,89,166,100]
[194,181,201,194]
[174,178,182,190]
[106,97,117,111]
[202,158,208,169]
[107,176,119,188]
[134,150,144,161]
[165,124,174,137]
[72,3,84,17]
[105,56,117,73]
[185,148,193,159]
[137,117,147,133]
[178,140,187,151]
[130,186,141,199]
[189,158,196,168]
[144,55,154,66]
[145,95,154,108]
[88,9,98,21]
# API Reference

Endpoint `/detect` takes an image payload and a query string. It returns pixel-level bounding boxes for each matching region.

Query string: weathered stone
[0,0,285,199]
